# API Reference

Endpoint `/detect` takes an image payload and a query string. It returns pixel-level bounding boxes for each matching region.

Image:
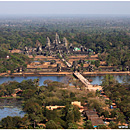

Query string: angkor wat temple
[23,33,93,56]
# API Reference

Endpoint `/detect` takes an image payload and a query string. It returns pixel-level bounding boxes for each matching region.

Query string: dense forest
[102,75,130,127]
[0,15,130,68]
[0,48,32,73]
[0,79,85,128]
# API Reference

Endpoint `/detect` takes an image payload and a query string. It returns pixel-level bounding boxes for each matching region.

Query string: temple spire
[63,37,68,48]
[46,37,51,47]
[55,33,61,45]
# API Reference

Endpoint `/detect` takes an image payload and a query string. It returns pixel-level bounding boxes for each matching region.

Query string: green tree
[66,111,74,124]
[33,78,39,87]
[102,75,117,91]
[102,110,109,118]
[23,100,43,128]
[70,92,75,98]
[108,121,118,129]
[110,110,117,119]
[68,123,78,129]
[46,120,58,129]
[0,116,22,129]
[43,79,53,86]
[73,105,81,122]
[85,120,94,129]
[116,112,126,125]
[95,60,100,68]
[97,124,107,129]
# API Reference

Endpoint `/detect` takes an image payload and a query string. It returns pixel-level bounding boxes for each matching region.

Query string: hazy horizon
[0,1,130,16]
[0,14,130,19]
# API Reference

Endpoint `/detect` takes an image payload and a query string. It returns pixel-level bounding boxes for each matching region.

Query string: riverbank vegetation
[0,79,82,128]
[0,78,104,128]
[0,76,130,128]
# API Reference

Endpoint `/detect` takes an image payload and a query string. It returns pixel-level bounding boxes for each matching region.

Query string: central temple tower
[55,33,61,45]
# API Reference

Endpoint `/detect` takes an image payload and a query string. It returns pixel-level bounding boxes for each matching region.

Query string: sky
[0,1,130,15]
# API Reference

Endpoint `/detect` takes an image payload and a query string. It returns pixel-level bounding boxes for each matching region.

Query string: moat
[0,75,129,86]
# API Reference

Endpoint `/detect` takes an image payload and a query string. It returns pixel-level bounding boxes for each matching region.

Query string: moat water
[0,76,64,86]
[0,75,129,86]
[0,75,130,121]
[0,98,25,120]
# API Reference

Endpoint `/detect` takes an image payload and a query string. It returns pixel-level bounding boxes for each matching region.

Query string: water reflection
[86,75,130,85]
[0,99,25,121]
[0,75,130,86]
[0,76,64,86]
[0,107,25,120]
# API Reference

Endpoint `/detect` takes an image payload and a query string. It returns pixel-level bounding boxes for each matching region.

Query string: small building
[73,47,81,51]
[83,110,104,127]
[46,105,65,110]
[71,101,84,112]
[71,101,81,107]
[46,101,84,112]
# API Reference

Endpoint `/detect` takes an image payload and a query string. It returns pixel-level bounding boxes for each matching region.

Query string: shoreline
[0,71,130,77]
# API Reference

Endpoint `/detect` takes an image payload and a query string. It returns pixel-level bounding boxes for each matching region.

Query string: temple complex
[10,33,94,57]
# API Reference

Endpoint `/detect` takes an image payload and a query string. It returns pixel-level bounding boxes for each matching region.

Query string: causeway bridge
[61,54,92,88]
[73,71,92,88]
[59,53,101,90]
[60,53,72,68]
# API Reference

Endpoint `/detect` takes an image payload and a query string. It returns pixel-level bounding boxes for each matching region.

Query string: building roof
[91,117,104,126]
[85,110,98,116]
[74,47,81,51]
[84,110,104,126]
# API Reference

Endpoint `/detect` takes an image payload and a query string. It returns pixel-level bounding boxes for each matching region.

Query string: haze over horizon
[0,1,130,16]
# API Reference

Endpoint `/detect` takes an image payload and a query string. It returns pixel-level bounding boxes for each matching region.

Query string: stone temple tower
[63,37,68,48]
[46,37,51,47]
[55,33,61,45]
